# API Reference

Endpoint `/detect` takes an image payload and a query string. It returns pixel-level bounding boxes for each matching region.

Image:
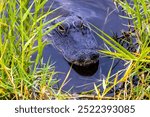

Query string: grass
[92,0,150,99]
[0,0,66,99]
[0,0,150,100]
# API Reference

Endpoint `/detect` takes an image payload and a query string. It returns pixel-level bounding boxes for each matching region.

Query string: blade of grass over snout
[33,15,62,38]
[43,20,64,36]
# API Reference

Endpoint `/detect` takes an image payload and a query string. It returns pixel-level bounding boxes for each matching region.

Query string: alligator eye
[58,25,66,33]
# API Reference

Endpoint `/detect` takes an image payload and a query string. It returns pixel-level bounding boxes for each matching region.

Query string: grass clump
[0,0,69,100]
[91,0,150,99]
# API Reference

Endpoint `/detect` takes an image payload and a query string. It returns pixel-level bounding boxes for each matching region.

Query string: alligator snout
[78,53,99,66]
[90,53,99,61]
[70,50,99,66]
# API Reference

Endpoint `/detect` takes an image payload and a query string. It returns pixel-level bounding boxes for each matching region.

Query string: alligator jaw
[70,56,99,66]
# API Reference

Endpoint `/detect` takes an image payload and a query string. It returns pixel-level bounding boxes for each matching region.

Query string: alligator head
[44,15,99,66]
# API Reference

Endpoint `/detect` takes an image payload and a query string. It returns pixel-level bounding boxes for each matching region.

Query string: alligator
[43,11,99,66]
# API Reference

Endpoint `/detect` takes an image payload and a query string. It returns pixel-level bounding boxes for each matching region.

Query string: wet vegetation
[0,0,150,99]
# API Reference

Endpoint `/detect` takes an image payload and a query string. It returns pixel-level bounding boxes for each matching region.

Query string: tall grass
[0,0,65,99]
[91,0,150,99]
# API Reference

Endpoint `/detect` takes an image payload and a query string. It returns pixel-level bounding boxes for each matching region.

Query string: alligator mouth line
[70,57,99,66]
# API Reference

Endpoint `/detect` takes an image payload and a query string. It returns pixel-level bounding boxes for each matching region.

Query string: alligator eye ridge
[73,20,85,29]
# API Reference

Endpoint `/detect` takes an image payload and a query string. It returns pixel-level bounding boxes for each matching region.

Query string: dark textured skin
[44,15,99,66]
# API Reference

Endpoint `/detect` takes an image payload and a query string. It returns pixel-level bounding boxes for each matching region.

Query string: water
[33,0,128,93]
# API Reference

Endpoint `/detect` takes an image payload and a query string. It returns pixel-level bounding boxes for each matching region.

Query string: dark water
[33,0,128,93]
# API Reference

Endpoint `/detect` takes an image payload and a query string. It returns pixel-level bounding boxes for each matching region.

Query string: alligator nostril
[90,53,99,60]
